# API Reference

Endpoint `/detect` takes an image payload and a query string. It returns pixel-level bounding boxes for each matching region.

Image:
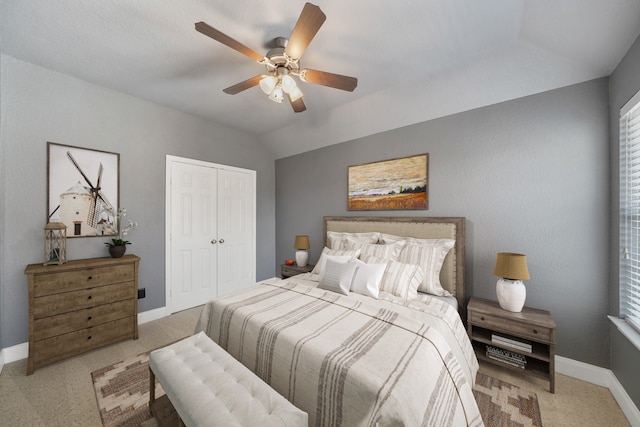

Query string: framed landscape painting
[47,142,120,237]
[348,154,428,210]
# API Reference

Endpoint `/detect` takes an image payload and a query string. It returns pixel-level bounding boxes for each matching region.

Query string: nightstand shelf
[467,297,556,393]
[280,263,314,279]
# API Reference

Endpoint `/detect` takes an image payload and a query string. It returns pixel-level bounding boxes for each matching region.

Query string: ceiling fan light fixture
[259,75,277,95]
[268,87,284,103]
[281,74,297,94]
[288,86,304,102]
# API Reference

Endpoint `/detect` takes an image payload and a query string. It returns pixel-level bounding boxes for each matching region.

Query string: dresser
[24,255,140,375]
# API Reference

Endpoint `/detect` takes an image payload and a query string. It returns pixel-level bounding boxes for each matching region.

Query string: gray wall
[609,34,640,406]
[0,55,276,349]
[276,78,610,367]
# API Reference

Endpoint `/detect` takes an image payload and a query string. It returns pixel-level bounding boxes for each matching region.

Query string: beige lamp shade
[294,235,310,250]
[493,252,530,281]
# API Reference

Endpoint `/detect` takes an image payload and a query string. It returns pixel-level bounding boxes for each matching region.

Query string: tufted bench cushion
[149,332,308,427]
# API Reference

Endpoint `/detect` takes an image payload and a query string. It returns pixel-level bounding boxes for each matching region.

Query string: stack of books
[486,345,527,369]
[491,333,532,353]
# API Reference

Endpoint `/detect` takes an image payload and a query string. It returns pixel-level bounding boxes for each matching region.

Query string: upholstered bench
[149,332,308,427]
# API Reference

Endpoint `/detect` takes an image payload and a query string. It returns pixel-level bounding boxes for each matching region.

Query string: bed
[196,216,483,426]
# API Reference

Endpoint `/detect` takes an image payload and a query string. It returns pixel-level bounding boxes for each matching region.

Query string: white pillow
[318,259,359,295]
[379,260,424,300]
[344,238,406,260]
[398,239,455,296]
[350,261,385,299]
[311,247,362,275]
[327,231,380,250]
[317,255,351,281]
[378,233,405,244]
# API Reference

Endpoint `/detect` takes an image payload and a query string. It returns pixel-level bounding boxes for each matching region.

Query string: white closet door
[169,161,218,312]
[217,168,255,296]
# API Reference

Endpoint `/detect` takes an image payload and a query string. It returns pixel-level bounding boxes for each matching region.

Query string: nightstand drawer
[469,311,552,342]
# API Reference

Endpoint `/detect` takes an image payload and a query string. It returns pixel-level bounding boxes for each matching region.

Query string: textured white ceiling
[1,1,639,159]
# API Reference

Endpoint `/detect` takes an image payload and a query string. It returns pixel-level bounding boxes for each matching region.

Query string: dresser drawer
[469,311,552,342]
[33,263,135,297]
[32,299,136,341]
[31,316,136,368]
[33,281,134,318]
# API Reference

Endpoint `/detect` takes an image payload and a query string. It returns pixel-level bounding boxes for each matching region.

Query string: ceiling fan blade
[288,94,307,113]
[285,3,326,60]
[223,76,263,95]
[301,69,358,92]
[195,22,264,62]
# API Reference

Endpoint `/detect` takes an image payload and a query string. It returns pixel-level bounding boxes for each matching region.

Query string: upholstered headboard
[323,216,466,312]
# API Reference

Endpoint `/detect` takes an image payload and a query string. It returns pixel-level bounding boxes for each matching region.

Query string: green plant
[105,238,131,247]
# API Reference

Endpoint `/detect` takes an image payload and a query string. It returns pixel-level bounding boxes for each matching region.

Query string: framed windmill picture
[47,142,120,237]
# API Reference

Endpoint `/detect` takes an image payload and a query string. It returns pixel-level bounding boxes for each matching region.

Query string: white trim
[609,315,640,352]
[0,342,29,373]
[556,356,640,426]
[621,88,640,117]
[138,306,168,324]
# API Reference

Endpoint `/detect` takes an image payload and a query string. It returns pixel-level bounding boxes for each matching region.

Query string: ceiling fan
[195,2,358,113]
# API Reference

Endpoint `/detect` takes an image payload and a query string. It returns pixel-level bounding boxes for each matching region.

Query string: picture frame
[348,153,428,211]
[47,142,120,237]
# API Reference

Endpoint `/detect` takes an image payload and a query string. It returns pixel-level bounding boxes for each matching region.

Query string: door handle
[219,239,225,244]
[211,239,217,244]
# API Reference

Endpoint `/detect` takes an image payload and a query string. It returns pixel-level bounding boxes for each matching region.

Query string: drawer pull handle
[87,336,92,340]
[480,316,485,321]
[88,276,92,280]
[533,329,538,334]
[87,316,92,321]
[87,295,92,300]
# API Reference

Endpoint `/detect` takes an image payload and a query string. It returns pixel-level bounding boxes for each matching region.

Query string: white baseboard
[556,355,640,426]
[138,306,168,324]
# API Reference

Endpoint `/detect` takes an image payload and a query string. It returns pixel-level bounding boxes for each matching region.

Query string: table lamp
[294,235,310,267]
[493,252,530,312]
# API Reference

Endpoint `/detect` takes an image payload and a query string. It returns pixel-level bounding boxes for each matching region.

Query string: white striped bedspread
[195,281,484,427]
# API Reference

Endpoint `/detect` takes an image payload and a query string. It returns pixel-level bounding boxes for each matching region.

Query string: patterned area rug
[473,372,543,427]
[91,353,166,427]
[92,355,542,426]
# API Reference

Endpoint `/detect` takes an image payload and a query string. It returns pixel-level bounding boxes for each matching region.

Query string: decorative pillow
[350,261,385,299]
[397,239,455,296]
[318,259,359,295]
[311,247,362,276]
[316,255,352,280]
[378,260,424,300]
[327,232,380,250]
[344,238,406,260]
[377,233,406,244]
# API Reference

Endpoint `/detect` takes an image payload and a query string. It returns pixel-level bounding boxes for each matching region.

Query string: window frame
[616,88,640,351]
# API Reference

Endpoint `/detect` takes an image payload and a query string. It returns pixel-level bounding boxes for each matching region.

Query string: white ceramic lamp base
[496,278,526,312]
[295,250,308,267]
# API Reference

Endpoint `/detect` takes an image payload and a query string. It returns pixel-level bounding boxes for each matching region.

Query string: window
[620,89,640,334]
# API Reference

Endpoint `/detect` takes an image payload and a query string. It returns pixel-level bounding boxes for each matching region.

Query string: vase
[109,245,127,258]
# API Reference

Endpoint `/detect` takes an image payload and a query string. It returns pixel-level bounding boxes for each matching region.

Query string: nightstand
[467,297,556,393]
[280,263,314,278]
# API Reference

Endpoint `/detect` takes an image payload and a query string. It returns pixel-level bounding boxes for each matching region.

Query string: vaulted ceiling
[1,1,639,158]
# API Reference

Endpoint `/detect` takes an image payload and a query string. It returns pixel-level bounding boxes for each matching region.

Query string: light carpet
[92,355,542,426]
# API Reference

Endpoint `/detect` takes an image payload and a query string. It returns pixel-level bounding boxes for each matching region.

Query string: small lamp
[44,221,67,266]
[493,252,530,312]
[294,235,310,267]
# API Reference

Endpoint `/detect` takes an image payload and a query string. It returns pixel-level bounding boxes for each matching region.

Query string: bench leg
[149,367,156,405]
